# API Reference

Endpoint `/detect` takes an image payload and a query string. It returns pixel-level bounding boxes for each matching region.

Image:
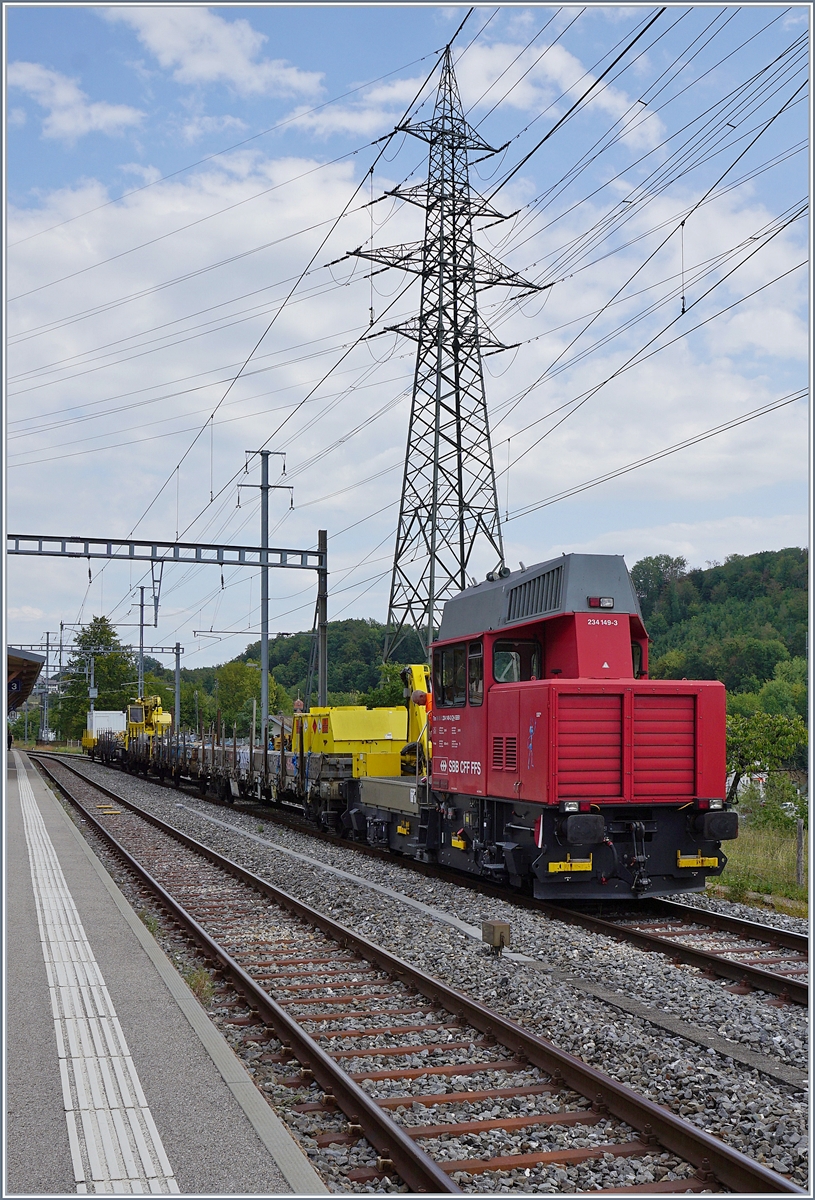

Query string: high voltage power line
[8,8,806,651]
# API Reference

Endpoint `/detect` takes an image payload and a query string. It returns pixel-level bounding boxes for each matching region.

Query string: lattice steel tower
[352,48,539,658]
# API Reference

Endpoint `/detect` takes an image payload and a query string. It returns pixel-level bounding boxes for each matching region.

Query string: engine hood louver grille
[507,564,563,623]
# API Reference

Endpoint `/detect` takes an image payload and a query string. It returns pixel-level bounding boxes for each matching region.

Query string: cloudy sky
[5,4,809,668]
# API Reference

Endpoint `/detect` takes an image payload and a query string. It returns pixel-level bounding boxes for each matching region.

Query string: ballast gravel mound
[46,758,808,1188]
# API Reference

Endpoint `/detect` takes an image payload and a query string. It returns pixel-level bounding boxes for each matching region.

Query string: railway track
[33,752,802,1195]
[39,753,808,1006]
[557,901,808,1008]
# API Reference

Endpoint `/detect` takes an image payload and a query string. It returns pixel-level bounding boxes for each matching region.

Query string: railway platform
[5,750,327,1196]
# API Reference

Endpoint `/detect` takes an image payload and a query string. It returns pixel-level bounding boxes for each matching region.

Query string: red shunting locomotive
[424,552,737,899]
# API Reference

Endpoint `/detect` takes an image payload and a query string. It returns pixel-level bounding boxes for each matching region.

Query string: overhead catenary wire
[22,7,806,657]
[14,189,800,466]
[116,22,476,551]
[7,46,444,250]
[505,391,807,521]
[92,16,479,628]
[494,18,805,260]
[498,254,806,480]
[488,76,808,440]
[12,24,801,417]
[486,6,668,200]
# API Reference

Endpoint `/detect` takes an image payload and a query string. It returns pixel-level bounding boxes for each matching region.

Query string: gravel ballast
[42,758,809,1188]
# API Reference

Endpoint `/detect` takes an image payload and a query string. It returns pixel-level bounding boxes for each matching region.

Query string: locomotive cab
[427,553,736,900]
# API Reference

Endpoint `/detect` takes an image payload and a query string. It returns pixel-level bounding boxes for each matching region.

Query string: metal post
[249,698,256,785]
[138,586,145,699]
[89,657,95,718]
[317,529,328,707]
[174,642,181,733]
[796,818,804,888]
[43,632,50,741]
[260,449,270,733]
[24,700,29,744]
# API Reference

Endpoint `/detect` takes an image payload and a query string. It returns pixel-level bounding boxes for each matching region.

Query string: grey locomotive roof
[437,553,643,641]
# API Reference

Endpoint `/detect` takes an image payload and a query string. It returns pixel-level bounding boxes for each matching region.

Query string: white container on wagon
[86,710,126,735]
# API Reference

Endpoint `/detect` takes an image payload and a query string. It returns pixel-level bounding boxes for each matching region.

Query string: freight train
[91,552,737,900]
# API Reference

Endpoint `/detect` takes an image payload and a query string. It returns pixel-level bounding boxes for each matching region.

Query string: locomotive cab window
[632,642,643,678]
[433,643,467,707]
[128,705,144,724]
[493,639,541,683]
[468,641,483,706]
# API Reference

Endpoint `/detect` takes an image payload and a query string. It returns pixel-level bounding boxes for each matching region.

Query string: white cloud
[547,515,809,569]
[707,306,807,361]
[103,7,323,98]
[8,606,45,622]
[5,32,806,653]
[454,41,665,150]
[7,62,144,142]
[288,41,664,149]
[118,163,162,184]
[181,114,248,143]
[9,106,27,127]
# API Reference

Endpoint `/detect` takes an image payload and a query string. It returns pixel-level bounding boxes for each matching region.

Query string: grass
[139,910,160,936]
[719,823,808,908]
[183,966,215,1006]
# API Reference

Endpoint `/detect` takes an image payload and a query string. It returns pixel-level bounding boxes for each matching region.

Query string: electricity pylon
[351,48,541,658]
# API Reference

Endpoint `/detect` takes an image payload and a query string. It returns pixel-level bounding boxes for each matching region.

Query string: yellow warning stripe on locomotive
[548,854,593,873]
[677,850,719,868]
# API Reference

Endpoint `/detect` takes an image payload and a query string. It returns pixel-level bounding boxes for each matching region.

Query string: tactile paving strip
[16,754,179,1195]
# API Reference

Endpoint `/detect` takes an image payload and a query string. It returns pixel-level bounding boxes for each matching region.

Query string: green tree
[8,700,40,744]
[740,774,807,832]
[715,637,789,692]
[358,663,409,708]
[214,660,260,734]
[54,617,136,738]
[631,554,687,619]
[725,711,808,804]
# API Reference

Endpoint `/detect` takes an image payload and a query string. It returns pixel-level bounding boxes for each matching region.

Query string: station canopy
[7,648,44,712]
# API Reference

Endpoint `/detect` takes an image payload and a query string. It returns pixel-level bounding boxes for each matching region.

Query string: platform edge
[27,758,330,1197]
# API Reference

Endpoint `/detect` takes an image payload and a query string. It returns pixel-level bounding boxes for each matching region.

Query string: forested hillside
[238,619,426,702]
[169,548,808,715]
[632,548,807,699]
[638,549,811,724]
[29,548,803,743]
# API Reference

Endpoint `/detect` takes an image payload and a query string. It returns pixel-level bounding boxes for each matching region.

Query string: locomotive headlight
[708,798,724,810]
[559,801,580,813]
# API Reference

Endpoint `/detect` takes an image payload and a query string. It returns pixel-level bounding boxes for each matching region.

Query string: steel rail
[33,754,459,1194]
[32,754,803,1195]
[551,905,807,1006]
[646,898,808,955]
[37,753,809,1004]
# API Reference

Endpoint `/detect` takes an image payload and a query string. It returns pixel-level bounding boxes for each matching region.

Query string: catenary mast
[352,47,541,658]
